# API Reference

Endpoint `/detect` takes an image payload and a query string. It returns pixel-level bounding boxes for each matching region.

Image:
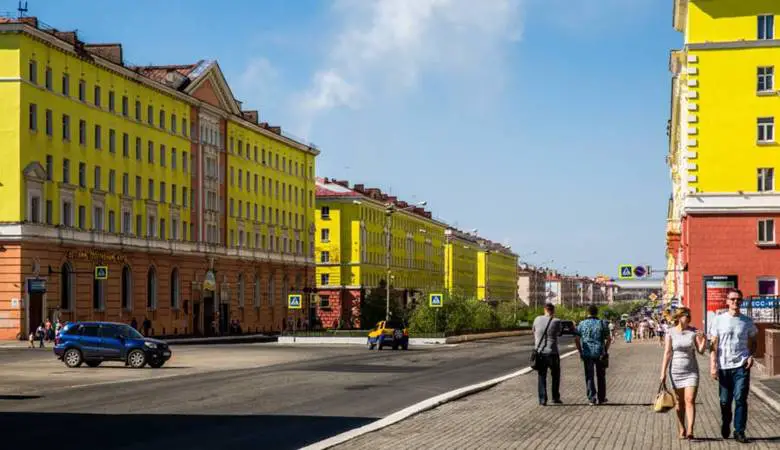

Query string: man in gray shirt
[533,303,562,405]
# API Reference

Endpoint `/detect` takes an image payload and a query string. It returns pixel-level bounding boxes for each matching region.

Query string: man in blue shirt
[575,304,611,405]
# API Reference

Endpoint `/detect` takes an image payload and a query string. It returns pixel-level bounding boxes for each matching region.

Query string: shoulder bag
[530,317,553,371]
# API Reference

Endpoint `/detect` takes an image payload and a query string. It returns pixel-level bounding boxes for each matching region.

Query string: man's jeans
[537,353,560,404]
[582,357,606,403]
[719,366,750,434]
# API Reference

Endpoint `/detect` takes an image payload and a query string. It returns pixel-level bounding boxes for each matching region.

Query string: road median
[278,329,530,346]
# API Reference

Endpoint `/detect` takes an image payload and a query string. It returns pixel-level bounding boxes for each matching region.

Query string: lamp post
[385,201,426,322]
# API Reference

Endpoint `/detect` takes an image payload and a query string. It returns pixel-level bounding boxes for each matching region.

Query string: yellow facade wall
[688,1,780,43]
[445,237,479,298]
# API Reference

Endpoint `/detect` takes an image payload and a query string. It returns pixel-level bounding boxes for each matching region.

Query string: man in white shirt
[709,288,758,444]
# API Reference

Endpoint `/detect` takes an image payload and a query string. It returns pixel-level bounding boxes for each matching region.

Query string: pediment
[23,161,47,182]
[185,61,241,115]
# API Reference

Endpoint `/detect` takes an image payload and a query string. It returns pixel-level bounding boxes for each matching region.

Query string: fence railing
[742,296,780,324]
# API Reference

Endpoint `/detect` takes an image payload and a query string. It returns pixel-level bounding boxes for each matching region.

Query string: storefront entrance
[28,292,43,336]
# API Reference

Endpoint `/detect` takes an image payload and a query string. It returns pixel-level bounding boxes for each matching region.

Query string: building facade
[477,242,519,303]
[315,178,447,328]
[444,228,480,298]
[0,17,317,339]
[517,263,547,308]
[668,1,780,329]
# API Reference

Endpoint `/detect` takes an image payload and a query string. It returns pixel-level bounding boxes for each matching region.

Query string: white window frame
[759,14,775,40]
[758,117,775,143]
[758,218,775,244]
[758,168,774,192]
[758,66,774,92]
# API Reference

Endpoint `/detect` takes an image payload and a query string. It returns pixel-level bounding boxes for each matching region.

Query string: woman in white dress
[659,307,707,439]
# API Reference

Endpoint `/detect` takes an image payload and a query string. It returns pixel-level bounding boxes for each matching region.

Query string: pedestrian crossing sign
[94,266,108,280]
[618,265,634,280]
[429,293,443,308]
[288,294,302,309]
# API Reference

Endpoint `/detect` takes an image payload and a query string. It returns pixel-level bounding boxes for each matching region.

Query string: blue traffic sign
[633,266,647,278]
[429,293,443,308]
[618,265,634,280]
[288,294,302,309]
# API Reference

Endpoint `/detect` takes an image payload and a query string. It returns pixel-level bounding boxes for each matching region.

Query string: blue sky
[17,0,680,277]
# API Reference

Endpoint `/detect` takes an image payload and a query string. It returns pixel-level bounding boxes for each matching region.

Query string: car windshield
[119,325,144,339]
[386,321,404,329]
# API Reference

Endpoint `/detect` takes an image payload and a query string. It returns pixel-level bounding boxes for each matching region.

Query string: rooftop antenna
[17,1,28,17]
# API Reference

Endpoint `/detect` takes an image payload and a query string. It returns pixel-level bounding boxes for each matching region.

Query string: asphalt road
[0,335,572,450]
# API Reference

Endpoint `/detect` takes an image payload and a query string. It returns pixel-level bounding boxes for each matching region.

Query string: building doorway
[220,303,229,335]
[203,294,215,336]
[28,292,43,336]
[193,302,201,336]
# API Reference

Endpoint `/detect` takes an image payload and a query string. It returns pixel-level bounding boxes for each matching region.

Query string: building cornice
[684,192,780,215]
[1,23,318,156]
[317,196,449,229]
[687,40,780,51]
[0,223,314,266]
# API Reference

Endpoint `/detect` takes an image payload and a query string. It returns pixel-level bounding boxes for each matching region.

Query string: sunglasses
[726,297,742,301]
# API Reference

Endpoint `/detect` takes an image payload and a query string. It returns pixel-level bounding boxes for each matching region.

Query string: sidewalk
[333,340,780,449]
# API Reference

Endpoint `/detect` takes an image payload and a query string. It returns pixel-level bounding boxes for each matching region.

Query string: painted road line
[301,349,580,450]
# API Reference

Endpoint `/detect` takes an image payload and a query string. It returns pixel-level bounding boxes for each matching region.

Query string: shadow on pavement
[0,412,376,450]
[0,395,42,400]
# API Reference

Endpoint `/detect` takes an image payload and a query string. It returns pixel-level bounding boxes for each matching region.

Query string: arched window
[147,267,157,309]
[60,262,74,310]
[268,273,275,306]
[170,268,179,309]
[121,266,132,311]
[253,274,261,307]
[238,273,245,308]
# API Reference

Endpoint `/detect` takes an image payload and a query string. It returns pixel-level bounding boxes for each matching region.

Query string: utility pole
[385,207,392,322]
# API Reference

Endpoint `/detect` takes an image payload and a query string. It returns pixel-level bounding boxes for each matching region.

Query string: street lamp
[385,200,426,322]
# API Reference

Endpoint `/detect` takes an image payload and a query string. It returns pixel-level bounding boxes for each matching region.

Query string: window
[78,79,86,101]
[45,66,52,90]
[29,196,41,223]
[171,114,177,133]
[94,124,102,149]
[45,155,52,180]
[108,210,116,233]
[135,176,142,199]
[122,96,129,116]
[160,182,166,203]
[758,67,774,92]
[59,114,69,141]
[160,219,166,239]
[136,137,142,160]
[758,117,775,142]
[758,278,778,296]
[94,85,101,107]
[319,295,330,308]
[108,91,115,112]
[147,105,154,125]
[62,158,70,184]
[123,211,131,234]
[238,274,245,307]
[182,187,188,208]
[758,218,775,243]
[159,110,165,129]
[29,103,37,131]
[136,214,142,236]
[170,268,180,309]
[135,100,141,121]
[321,251,330,263]
[109,129,116,153]
[94,166,102,190]
[321,206,330,219]
[172,219,178,239]
[94,206,104,231]
[45,200,53,224]
[160,145,166,167]
[183,151,188,172]
[321,273,330,285]
[147,267,157,309]
[758,168,774,192]
[79,120,86,145]
[60,263,73,310]
[121,266,132,311]
[122,133,129,157]
[61,73,70,96]
[108,169,116,193]
[78,163,86,188]
[62,201,72,226]
[28,59,37,83]
[238,169,243,189]
[78,205,85,229]
[759,15,775,40]
[182,118,188,136]
[45,109,53,136]
[172,184,177,205]
[148,141,154,163]
[172,148,177,169]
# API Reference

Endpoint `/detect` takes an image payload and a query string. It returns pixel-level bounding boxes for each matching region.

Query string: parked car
[54,322,172,369]
[559,320,576,336]
[367,320,409,350]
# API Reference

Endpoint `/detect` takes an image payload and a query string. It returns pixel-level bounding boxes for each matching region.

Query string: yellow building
[444,228,480,298]
[477,241,519,303]
[314,178,446,327]
[0,16,317,339]
[669,1,780,328]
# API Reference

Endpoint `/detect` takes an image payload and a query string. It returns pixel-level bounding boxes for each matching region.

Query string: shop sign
[704,275,738,333]
[203,270,216,292]
[27,279,46,294]
[66,249,128,264]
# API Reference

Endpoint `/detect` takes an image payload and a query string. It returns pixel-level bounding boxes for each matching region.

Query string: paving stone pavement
[333,339,780,449]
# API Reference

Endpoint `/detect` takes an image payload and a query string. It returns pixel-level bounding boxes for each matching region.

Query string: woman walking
[659,307,707,440]
[624,320,633,343]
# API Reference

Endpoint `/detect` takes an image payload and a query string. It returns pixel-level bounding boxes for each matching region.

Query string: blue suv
[54,322,172,369]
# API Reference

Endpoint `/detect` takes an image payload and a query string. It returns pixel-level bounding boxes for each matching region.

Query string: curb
[166,335,277,345]
[301,348,579,450]
[750,380,780,414]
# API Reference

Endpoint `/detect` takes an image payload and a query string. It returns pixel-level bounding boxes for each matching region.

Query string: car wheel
[63,348,83,368]
[127,349,147,369]
[149,360,165,369]
[85,360,101,368]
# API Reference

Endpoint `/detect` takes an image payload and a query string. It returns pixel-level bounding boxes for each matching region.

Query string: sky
[13,0,681,277]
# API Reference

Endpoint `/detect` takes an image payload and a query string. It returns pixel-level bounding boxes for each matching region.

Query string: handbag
[530,317,554,371]
[600,320,609,368]
[653,381,675,413]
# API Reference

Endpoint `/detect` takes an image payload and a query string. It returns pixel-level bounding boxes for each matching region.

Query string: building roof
[131,62,200,85]
[316,177,439,222]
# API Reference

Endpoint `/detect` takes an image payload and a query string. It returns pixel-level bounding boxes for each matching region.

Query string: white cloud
[295,0,525,134]
[236,57,280,114]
